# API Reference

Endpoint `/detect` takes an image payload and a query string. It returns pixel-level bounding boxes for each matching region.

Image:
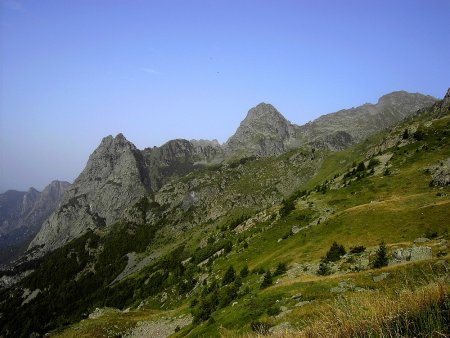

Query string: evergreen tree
[239,265,249,278]
[356,161,366,172]
[402,128,409,139]
[325,241,346,262]
[274,262,287,276]
[373,241,389,268]
[222,266,236,286]
[260,271,273,289]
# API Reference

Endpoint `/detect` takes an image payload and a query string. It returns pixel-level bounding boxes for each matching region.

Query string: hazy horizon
[1,0,449,192]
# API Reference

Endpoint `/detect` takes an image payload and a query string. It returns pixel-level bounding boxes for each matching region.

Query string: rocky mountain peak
[224,103,300,157]
[244,102,288,123]
[443,88,450,106]
[29,134,151,253]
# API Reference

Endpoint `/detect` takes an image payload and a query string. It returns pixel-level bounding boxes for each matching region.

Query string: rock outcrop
[29,134,151,252]
[0,181,70,266]
[142,138,223,191]
[224,103,303,157]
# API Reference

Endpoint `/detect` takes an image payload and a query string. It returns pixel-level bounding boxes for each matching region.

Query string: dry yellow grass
[241,283,449,338]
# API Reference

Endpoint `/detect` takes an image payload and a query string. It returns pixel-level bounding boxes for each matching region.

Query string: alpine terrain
[0,89,449,338]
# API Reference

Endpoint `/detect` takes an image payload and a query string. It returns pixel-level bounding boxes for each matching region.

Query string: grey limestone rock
[391,246,432,264]
[300,91,436,149]
[0,180,70,266]
[29,134,151,253]
[224,103,303,158]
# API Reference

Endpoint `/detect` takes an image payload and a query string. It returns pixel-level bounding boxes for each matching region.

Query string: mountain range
[0,181,70,267]
[0,88,448,338]
[28,91,436,254]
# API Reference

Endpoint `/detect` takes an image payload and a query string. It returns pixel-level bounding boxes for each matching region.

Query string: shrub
[240,265,249,278]
[373,241,389,268]
[222,266,236,286]
[260,271,273,289]
[402,129,409,139]
[349,245,366,254]
[325,241,346,262]
[279,198,295,217]
[267,306,281,316]
[413,129,425,141]
[274,262,287,276]
[317,261,331,276]
[356,161,366,172]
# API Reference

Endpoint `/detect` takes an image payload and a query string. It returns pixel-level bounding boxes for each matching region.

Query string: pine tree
[260,271,273,289]
[239,265,249,278]
[222,266,236,286]
[373,241,389,268]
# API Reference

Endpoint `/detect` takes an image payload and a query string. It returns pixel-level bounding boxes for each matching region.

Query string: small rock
[291,293,302,300]
[295,300,311,307]
[330,286,347,293]
[373,272,390,282]
[269,322,293,334]
[414,237,430,243]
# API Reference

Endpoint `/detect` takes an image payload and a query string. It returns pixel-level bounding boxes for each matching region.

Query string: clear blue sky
[1,0,449,192]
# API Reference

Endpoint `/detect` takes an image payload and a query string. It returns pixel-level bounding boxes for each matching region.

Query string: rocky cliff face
[224,103,303,157]
[142,138,223,191]
[0,181,70,265]
[417,88,450,119]
[29,134,151,252]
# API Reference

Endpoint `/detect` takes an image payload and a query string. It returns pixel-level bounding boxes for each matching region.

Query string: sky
[1,0,449,192]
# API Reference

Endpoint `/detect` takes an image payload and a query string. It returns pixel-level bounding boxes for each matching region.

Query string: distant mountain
[27,90,437,255]
[0,181,70,266]
[300,91,437,150]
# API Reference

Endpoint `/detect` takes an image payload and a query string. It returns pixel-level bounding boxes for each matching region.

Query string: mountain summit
[29,134,151,252]
[224,103,302,157]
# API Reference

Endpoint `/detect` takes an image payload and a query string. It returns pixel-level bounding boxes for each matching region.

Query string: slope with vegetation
[0,90,449,337]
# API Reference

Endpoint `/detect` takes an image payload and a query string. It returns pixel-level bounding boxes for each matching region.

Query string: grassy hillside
[1,101,449,337]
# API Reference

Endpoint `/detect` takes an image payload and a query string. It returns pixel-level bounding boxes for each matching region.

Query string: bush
[317,261,331,276]
[240,265,249,278]
[413,129,425,141]
[325,241,346,262]
[356,161,366,172]
[260,271,273,289]
[373,241,389,268]
[222,266,236,286]
[267,306,281,316]
[402,129,409,139]
[350,245,366,254]
[279,199,295,217]
[274,262,287,276]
